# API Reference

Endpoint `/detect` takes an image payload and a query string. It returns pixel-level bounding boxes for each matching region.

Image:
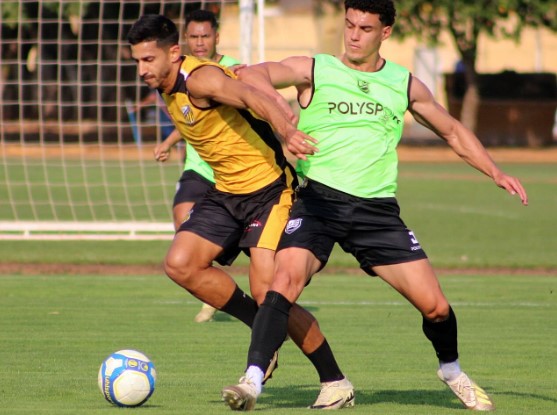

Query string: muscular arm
[409,76,528,205]
[186,65,316,159]
[236,56,316,156]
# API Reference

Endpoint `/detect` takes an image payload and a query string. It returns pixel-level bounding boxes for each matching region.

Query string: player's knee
[164,252,202,287]
[423,301,450,322]
[271,268,305,303]
[249,288,267,305]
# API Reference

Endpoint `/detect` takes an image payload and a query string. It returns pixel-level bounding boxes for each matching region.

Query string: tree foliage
[393,0,556,69]
[392,0,556,130]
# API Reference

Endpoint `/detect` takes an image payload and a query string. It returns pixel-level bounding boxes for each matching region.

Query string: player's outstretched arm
[187,65,317,159]
[409,76,528,206]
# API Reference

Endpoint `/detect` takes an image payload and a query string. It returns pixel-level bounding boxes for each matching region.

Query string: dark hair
[344,0,396,27]
[186,9,219,30]
[127,14,179,47]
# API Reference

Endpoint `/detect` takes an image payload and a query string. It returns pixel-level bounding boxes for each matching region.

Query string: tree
[393,0,557,131]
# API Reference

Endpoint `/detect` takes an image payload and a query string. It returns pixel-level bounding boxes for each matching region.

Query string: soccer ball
[98,349,157,407]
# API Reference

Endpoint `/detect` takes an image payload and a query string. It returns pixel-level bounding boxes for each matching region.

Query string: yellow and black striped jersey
[161,56,289,194]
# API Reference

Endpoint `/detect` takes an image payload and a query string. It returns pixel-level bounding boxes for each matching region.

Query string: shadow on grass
[222,384,557,410]
[496,390,557,405]
[208,384,463,410]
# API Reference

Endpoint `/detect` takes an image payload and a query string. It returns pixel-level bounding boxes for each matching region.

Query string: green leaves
[393,0,556,51]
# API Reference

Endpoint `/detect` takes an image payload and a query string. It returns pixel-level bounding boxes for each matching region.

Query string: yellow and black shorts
[177,172,296,265]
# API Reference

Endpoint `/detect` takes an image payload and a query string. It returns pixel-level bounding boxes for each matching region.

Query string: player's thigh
[373,259,449,318]
[271,247,323,303]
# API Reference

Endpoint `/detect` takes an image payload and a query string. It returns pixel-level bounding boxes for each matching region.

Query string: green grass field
[1,162,555,269]
[1,161,555,413]
[1,273,555,414]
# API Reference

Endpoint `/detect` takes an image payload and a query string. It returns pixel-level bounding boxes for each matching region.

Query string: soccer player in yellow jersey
[153,9,242,324]
[127,14,352,405]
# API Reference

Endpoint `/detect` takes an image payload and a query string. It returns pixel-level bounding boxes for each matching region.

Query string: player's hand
[153,143,171,162]
[285,131,318,160]
[493,172,528,206]
[230,64,247,75]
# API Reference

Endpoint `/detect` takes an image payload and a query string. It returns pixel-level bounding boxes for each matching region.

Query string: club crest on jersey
[357,80,369,93]
[181,105,195,125]
[285,218,302,234]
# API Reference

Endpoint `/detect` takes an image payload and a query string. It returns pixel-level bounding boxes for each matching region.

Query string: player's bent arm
[187,66,317,159]
[238,57,313,115]
[239,57,313,91]
[409,76,528,205]
[153,129,181,162]
[237,63,296,123]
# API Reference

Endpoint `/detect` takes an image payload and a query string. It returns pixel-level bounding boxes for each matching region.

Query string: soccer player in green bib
[153,10,241,323]
[222,0,528,411]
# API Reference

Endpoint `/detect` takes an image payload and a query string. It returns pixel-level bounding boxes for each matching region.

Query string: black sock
[219,285,258,327]
[306,339,344,383]
[422,306,459,362]
[247,290,291,371]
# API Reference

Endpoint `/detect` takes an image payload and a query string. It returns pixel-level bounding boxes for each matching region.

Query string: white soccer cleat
[194,303,217,323]
[309,377,355,410]
[437,370,495,411]
[221,376,258,411]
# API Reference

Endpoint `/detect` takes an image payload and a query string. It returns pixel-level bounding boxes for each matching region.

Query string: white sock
[245,366,264,395]
[439,360,462,381]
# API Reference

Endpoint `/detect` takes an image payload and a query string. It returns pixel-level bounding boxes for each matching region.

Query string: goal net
[0,0,240,240]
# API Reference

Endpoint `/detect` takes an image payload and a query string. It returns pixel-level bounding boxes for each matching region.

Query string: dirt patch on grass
[397,145,557,163]
[3,143,557,163]
[1,262,554,276]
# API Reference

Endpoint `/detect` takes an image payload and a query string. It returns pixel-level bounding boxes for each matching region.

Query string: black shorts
[278,179,428,276]
[173,170,215,207]
[177,174,295,266]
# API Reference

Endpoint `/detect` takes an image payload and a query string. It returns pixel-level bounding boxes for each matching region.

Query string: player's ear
[382,25,393,41]
[169,44,181,62]
[215,31,220,46]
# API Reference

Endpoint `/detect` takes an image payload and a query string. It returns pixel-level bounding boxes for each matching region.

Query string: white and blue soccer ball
[98,349,157,407]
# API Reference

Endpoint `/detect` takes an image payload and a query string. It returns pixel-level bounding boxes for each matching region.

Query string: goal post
[0,142,179,239]
[0,0,247,240]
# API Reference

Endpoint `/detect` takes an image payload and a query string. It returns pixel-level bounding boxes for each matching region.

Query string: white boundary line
[0,221,174,240]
